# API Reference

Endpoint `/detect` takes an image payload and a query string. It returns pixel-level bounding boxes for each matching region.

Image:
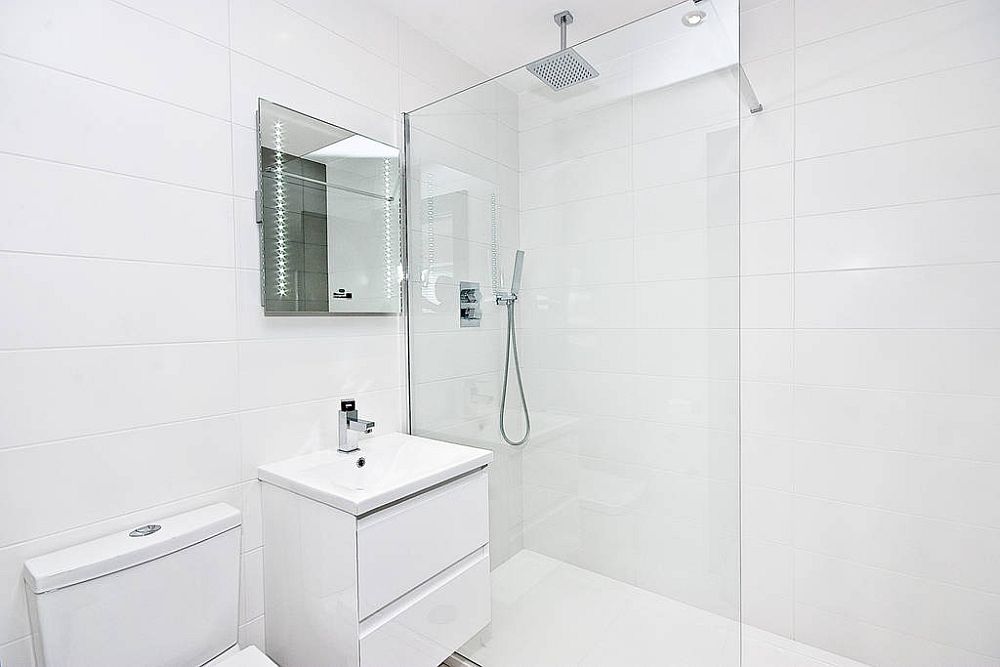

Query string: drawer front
[357,470,488,618]
[360,549,490,667]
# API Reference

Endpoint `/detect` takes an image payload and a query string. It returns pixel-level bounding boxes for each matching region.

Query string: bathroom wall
[738,0,1000,664]
[406,84,525,566]
[514,46,743,617]
[0,1,484,664]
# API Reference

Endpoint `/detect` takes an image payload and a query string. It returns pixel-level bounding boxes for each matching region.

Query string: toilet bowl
[23,503,277,667]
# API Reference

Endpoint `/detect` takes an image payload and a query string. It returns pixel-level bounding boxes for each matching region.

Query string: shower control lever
[338,399,375,453]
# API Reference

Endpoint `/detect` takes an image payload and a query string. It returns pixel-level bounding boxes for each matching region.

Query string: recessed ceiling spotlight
[682,10,707,27]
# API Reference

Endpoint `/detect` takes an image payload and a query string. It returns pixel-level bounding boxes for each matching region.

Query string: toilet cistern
[338,398,374,453]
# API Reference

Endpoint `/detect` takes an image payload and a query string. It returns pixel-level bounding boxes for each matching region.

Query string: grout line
[107,0,230,48]
[0,51,231,124]
[791,0,970,51]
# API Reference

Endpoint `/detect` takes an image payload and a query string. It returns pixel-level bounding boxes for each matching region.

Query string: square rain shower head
[526,48,598,91]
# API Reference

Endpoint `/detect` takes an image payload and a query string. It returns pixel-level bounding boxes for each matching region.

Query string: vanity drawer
[357,470,489,619]
[360,548,490,667]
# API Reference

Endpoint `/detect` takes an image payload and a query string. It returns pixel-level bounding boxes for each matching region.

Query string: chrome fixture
[682,10,706,27]
[338,398,375,453]
[739,64,764,114]
[460,281,483,327]
[525,10,599,91]
[497,250,530,446]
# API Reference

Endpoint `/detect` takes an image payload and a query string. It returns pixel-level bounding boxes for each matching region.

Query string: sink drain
[356,457,366,468]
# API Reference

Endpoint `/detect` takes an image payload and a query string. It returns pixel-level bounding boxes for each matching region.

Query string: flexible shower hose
[499,301,531,446]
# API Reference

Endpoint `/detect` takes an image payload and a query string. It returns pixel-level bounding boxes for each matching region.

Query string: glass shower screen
[405,1,742,664]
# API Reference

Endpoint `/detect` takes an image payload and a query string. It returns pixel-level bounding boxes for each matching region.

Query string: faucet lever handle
[340,398,356,412]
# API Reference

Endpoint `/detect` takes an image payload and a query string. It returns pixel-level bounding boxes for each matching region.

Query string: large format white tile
[636,227,739,282]
[521,148,629,210]
[520,193,634,248]
[795,263,1000,329]
[794,330,1000,396]
[0,56,232,193]
[0,253,236,349]
[273,0,398,64]
[796,0,1000,103]
[793,441,1000,527]
[115,0,229,44]
[740,164,793,223]
[0,416,240,546]
[794,550,1000,658]
[794,602,999,667]
[519,101,630,171]
[229,54,397,143]
[792,495,1000,595]
[795,195,1000,271]
[237,335,400,409]
[230,0,398,116]
[740,0,794,62]
[794,0,959,46]
[0,0,230,118]
[0,343,239,448]
[796,127,1000,215]
[797,57,1000,159]
[792,384,1000,463]
[0,154,234,266]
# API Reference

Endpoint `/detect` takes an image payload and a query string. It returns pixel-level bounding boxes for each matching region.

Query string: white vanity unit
[258,432,493,667]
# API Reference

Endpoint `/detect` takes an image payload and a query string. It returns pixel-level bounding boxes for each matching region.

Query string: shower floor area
[458,550,868,667]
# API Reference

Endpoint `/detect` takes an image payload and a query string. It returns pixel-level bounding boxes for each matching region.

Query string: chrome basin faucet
[338,398,375,453]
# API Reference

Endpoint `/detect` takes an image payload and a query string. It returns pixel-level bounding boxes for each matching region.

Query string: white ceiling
[376,0,698,80]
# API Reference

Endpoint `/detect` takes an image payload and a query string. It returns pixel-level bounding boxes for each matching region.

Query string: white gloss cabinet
[260,463,491,667]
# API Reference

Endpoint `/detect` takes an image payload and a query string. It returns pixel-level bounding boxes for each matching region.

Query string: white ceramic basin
[257,432,493,515]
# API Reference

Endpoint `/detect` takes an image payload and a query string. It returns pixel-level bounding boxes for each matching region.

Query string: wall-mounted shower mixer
[460,282,482,327]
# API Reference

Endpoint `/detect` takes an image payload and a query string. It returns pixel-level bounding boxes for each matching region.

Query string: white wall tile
[740,106,794,169]
[0,416,240,546]
[795,0,1000,102]
[794,602,1000,667]
[794,0,958,46]
[0,254,236,348]
[519,101,630,170]
[240,548,265,623]
[0,0,230,118]
[793,441,1000,527]
[521,148,629,210]
[741,274,793,328]
[797,127,1000,216]
[796,195,1000,271]
[237,335,400,410]
[521,193,634,248]
[274,0,398,64]
[794,330,1000,396]
[230,0,398,116]
[797,59,1000,160]
[740,164,793,223]
[741,219,792,275]
[0,154,235,266]
[0,56,232,193]
[792,384,1000,463]
[794,551,1000,657]
[795,264,1000,329]
[229,54,397,143]
[792,495,1000,595]
[114,0,229,45]
[740,0,794,62]
[0,343,239,448]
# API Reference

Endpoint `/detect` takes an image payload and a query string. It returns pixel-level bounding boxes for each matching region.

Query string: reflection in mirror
[256,99,401,314]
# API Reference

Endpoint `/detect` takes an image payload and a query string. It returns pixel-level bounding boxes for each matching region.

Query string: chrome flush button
[129,524,161,537]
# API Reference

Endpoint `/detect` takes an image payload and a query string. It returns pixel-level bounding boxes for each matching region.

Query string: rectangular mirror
[256,99,402,314]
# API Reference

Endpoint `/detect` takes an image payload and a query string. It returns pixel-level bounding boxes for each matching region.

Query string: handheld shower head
[511,250,525,296]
